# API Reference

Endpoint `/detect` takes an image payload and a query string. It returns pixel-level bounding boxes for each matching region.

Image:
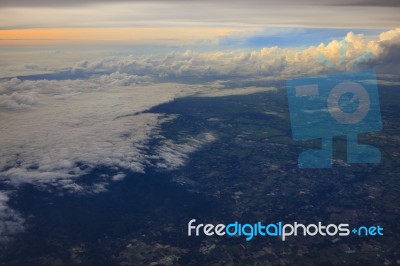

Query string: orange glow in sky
[0,27,237,46]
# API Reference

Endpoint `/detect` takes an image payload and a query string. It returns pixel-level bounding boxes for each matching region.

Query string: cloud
[360,28,400,75]
[0,80,197,188]
[0,91,40,110]
[153,133,216,170]
[0,1,398,31]
[112,172,126,181]
[0,0,399,8]
[378,28,400,41]
[0,73,222,242]
[56,28,399,82]
[0,27,399,241]
[0,192,25,243]
[194,86,277,97]
[0,74,230,191]
[0,28,395,185]
[1,28,399,81]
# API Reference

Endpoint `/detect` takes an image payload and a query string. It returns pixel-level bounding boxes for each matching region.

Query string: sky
[0,0,399,242]
[0,0,399,46]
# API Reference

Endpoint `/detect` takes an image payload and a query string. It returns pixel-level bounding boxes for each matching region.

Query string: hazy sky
[0,0,399,46]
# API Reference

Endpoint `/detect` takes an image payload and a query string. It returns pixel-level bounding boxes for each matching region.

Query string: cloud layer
[0,80,201,187]
[0,0,399,30]
[1,28,398,188]
[42,28,399,81]
[0,28,399,241]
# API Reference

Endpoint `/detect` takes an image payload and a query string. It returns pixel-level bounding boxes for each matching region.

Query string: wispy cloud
[153,132,217,170]
[0,0,398,46]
